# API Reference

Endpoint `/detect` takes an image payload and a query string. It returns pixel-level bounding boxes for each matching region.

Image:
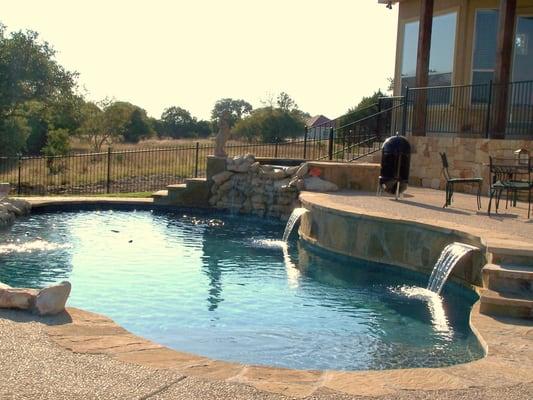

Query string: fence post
[194,142,199,178]
[274,138,279,158]
[401,87,409,136]
[484,81,493,139]
[303,127,308,159]
[17,153,22,195]
[106,147,112,194]
[328,127,334,160]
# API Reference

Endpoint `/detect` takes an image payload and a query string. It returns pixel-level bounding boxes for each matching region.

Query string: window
[513,16,533,82]
[400,12,457,92]
[472,10,499,87]
[472,12,533,103]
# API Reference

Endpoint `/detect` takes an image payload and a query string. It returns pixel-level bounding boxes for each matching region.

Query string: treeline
[0,23,309,157]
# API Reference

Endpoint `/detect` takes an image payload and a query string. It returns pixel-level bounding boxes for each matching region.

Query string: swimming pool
[0,207,483,370]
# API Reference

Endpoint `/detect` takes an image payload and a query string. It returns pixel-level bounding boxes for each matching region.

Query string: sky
[2,0,399,121]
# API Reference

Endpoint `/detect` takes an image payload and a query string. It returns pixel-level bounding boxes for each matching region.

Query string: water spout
[427,242,478,294]
[282,208,308,242]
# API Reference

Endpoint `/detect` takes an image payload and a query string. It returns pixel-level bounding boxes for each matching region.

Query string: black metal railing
[0,144,216,195]
[314,98,405,162]
[402,80,533,138]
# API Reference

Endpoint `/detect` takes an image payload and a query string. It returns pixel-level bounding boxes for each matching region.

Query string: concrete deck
[301,187,533,254]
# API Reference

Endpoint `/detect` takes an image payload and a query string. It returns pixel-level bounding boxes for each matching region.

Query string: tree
[160,106,195,138]
[42,128,70,156]
[0,116,30,156]
[192,120,212,138]
[233,107,305,143]
[276,92,298,111]
[77,102,106,152]
[0,23,78,155]
[123,108,152,143]
[78,100,151,149]
[211,98,252,130]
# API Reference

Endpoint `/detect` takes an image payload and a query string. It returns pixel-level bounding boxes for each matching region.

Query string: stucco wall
[409,136,533,193]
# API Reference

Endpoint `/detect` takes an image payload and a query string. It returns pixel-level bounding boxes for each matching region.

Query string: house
[305,115,335,140]
[381,0,533,139]
[376,0,533,191]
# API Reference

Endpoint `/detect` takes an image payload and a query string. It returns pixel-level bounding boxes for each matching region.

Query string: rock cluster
[0,197,31,228]
[0,281,71,316]
[209,155,338,219]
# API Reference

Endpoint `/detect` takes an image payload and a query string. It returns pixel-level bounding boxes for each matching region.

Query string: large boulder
[211,171,233,185]
[0,210,15,227]
[303,176,339,192]
[34,281,71,316]
[0,287,39,310]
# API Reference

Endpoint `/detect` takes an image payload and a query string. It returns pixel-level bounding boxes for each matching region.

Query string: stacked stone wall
[409,137,532,194]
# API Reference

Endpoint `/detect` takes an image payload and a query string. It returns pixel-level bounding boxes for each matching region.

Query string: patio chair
[488,156,532,219]
[440,152,482,209]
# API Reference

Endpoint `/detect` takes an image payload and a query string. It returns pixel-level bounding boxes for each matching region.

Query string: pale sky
[2,0,398,120]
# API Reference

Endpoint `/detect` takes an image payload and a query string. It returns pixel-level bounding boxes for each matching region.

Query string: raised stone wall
[208,155,341,219]
[209,155,304,219]
[299,199,487,288]
[409,137,532,194]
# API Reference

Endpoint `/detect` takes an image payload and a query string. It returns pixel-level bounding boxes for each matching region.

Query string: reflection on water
[249,239,301,288]
[0,209,484,371]
[0,239,71,255]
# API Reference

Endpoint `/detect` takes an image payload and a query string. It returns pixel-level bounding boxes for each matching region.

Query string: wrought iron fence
[0,137,340,195]
[402,80,533,138]
[0,144,214,196]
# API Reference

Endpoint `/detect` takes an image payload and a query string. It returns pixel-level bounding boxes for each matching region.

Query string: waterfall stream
[427,242,478,294]
[282,208,308,242]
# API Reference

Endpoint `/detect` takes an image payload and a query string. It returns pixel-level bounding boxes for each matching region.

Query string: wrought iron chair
[440,152,483,209]
[488,156,532,219]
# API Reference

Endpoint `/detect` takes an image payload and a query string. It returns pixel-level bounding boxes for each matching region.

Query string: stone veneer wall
[299,201,487,288]
[409,136,532,194]
[208,155,304,219]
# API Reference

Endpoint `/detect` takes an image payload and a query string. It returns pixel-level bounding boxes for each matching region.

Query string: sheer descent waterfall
[283,208,308,242]
[427,242,478,294]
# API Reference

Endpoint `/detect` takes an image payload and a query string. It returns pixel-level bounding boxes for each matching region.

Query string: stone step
[482,263,533,295]
[152,190,171,205]
[490,247,533,266]
[166,183,187,191]
[151,190,168,198]
[184,178,209,190]
[479,288,533,319]
[164,184,186,203]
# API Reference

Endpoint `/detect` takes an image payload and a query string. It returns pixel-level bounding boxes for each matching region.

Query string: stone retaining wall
[208,155,342,219]
[409,136,532,194]
[299,199,487,288]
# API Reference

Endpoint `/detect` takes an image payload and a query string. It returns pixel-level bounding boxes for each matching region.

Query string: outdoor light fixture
[378,0,393,10]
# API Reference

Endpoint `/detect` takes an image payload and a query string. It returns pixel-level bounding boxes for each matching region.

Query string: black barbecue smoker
[377,134,411,199]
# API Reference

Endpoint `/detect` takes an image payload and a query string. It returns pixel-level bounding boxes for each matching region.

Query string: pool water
[0,208,483,370]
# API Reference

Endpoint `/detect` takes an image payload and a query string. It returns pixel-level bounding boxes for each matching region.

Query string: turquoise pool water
[0,208,483,370]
